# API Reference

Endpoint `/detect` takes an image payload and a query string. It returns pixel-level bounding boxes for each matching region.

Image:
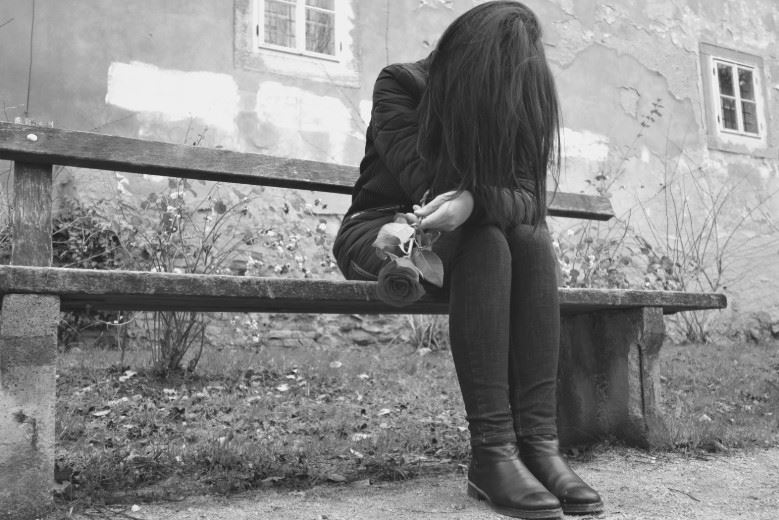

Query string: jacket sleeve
[468,187,538,228]
[369,65,433,204]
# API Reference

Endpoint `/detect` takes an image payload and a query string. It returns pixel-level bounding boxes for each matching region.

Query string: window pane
[720,97,738,130]
[265,0,296,48]
[742,101,758,133]
[306,0,334,10]
[306,9,335,54]
[717,63,734,96]
[738,68,755,101]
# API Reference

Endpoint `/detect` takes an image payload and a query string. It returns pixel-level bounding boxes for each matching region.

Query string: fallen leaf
[350,448,364,459]
[118,371,137,383]
[106,397,129,407]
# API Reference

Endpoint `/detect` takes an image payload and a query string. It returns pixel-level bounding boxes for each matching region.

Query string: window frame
[234,0,358,88]
[699,43,771,156]
[711,59,760,138]
[255,0,340,62]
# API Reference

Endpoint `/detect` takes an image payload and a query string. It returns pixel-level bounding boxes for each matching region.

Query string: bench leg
[557,307,667,447]
[1,160,58,519]
[0,294,60,519]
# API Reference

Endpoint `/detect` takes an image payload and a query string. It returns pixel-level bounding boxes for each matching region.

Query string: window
[258,0,337,59]
[699,43,771,155]
[713,60,759,137]
[235,0,358,87]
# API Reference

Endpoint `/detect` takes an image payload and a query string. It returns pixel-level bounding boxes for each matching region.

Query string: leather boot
[468,443,562,519]
[519,436,604,515]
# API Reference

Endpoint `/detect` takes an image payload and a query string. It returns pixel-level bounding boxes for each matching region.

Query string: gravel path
[59,447,779,520]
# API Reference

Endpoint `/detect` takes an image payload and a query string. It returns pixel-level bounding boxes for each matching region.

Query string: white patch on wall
[359,100,372,127]
[105,61,239,131]
[561,128,610,162]
[256,81,355,162]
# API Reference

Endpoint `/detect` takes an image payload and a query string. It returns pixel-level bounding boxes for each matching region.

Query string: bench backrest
[0,122,614,221]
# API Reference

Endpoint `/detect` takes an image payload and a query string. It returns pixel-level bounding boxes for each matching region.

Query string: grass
[55,328,469,505]
[657,341,779,451]
[54,326,779,508]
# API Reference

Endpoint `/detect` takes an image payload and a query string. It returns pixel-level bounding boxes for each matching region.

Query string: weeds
[406,315,449,351]
[635,159,779,341]
[555,96,779,341]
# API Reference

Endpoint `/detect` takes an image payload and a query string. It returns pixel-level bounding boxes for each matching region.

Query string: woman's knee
[507,223,561,283]
[507,223,554,253]
[456,224,511,265]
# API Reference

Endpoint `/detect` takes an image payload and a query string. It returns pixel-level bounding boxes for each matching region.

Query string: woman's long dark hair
[418,0,561,225]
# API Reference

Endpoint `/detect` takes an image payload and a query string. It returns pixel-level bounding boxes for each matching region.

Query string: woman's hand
[414,190,474,232]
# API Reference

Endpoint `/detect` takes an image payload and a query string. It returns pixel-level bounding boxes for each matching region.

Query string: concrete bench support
[558,307,667,447]
[0,162,57,519]
[0,295,59,519]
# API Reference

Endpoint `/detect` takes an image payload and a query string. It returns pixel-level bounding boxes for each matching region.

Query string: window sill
[235,47,359,88]
[707,135,777,158]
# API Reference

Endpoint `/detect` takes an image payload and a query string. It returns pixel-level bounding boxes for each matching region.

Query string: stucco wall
[1,0,777,334]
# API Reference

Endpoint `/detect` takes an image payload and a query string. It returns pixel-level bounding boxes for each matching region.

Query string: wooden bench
[0,121,726,517]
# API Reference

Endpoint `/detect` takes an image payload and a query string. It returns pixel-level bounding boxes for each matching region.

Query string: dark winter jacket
[347,59,433,217]
[345,58,539,225]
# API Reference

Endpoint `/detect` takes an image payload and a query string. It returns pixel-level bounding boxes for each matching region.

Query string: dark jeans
[334,213,560,446]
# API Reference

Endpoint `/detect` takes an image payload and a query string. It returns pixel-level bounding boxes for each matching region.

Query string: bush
[110,178,263,375]
[51,199,130,349]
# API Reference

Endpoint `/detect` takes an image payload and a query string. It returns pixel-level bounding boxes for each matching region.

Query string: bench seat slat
[0,266,726,315]
[0,122,614,220]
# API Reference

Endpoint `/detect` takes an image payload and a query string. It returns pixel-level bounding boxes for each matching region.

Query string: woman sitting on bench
[333,2,603,518]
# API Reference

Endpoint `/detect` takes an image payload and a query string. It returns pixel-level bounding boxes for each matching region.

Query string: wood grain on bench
[0,265,727,315]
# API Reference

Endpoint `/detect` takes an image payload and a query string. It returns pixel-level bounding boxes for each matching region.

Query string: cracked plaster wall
[0,0,777,329]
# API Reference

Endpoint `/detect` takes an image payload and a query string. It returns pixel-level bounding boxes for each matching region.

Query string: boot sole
[562,500,605,515]
[467,481,563,519]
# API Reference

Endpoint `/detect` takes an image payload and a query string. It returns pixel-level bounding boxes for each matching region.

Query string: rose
[375,257,426,307]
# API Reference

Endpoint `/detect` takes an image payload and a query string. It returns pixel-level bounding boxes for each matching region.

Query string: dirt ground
[57,446,779,520]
